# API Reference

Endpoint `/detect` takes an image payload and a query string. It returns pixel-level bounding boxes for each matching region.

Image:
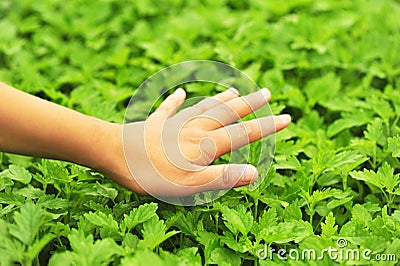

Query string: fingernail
[227,87,239,95]
[260,88,271,99]
[242,166,258,183]
[175,88,185,98]
[279,114,291,123]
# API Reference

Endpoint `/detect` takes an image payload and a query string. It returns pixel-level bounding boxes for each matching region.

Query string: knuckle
[191,103,206,113]
[244,122,257,138]
[199,146,216,165]
[233,123,249,143]
[220,166,231,185]
[219,103,235,115]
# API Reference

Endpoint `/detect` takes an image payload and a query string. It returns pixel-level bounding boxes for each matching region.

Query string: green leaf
[259,208,278,228]
[174,247,202,266]
[0,176,14,191]
[387,135,400,157]
[48,252,74,266]
[26,233,56,261]
[327,112,371,137]
[379,162,400,193]
[350,169,384,190]
[321,212,337,237]
[120,250,164,266]
[122,233,139,250]
[65,229,123,266]
[36,195,69,210]
[220,231,252,253]
[364,119,383,142]
[305,72,341,106]
[350,162,400,194]
[15,185,45,199]
[221,205,253,236]
[203,237,219,265]
[0,219,25,264]
[83,211,119,233]
[260,221,313,244]
[95,182,118,201]
[210,247,241,266]
[1,165,32,184]
[173,211,197,236]
[107,47,130,67]
[140,216,179,250]
[121,203,158,233]
[8,203,52,246]
[367,96,394,121]
[282,202,302,222]
[351,204,372,226]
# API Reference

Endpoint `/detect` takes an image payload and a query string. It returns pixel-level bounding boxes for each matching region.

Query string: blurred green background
[1,0,399,121]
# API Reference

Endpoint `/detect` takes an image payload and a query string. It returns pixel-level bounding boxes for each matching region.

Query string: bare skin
[0,82,291,196]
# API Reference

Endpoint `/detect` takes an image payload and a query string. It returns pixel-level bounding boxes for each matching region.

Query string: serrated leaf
[321,212,337,237]
[305,72,341,106]
[221,205,253,236]
[364,119,383,142]
[173,211,197,236]
[379,162,400,193]
[36,194,69,210]
[210,247,241,266]
[351,204,372,226]
[1,165,32,184]
[0,176,14,191]
[260,221,313,244]
[64,229,123,266]
[220,231,251,253]
[327,112,371,137]
[350,169,384,190]
[83,211,119,233]
[121,203,158,233]
[282,202,302,222]
[0,192,25,205]
[107,47,130,67]
[15,185,45,199]
[350,162,400,194]
[367,96,394,121]
[26,233,55,261]
[8,203,52,246]
[140,216,179,250]
[387,135,400,157]
[95,182,118,201]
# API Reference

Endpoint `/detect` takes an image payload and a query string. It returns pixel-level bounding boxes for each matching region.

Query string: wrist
[88,121,146,194]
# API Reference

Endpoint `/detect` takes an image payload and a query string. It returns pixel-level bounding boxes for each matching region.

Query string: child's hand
[104,88,291,197]
[0,82,289,197]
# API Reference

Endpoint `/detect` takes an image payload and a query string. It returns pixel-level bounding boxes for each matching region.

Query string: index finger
[188,88,271,130]
[174,87,239,121]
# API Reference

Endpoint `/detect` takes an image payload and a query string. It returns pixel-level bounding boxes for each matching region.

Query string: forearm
[0,82,121,171]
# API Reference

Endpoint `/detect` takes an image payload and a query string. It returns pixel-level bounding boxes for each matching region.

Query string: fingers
[174,88,239,121]
[152,88,186,120]
[191,164,258,192]
[190,88,271,130]
[209,114,291,157]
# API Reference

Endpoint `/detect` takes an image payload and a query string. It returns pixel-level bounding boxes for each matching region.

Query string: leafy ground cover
[1,0,400,265]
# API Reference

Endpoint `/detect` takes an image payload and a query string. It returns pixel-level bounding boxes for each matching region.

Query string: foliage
[1,0,400,265]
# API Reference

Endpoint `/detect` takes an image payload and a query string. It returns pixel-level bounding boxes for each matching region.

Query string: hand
[103,88,291,197]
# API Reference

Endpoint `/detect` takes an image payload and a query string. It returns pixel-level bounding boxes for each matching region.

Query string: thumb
[153,88,186,119]
[193,164,258,192]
